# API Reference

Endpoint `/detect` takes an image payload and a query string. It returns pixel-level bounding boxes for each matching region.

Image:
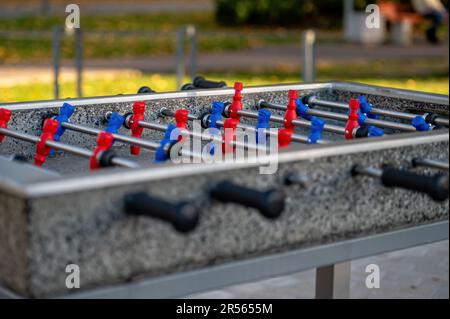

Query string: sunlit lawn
[0,12,304,62]
[0,73,448,103]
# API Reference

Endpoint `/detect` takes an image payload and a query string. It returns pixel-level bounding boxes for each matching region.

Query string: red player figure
[35,119,59,166]
[0,108,12,143]
[345,99,361,140]
[129,101,146,155]
[284,90,298,130]
[228,82,243,120]
[90,132,114,170]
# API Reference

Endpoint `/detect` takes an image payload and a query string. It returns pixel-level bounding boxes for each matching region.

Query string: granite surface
[17,140,448,297]
[1,86,448,163]
[0,192,28,294]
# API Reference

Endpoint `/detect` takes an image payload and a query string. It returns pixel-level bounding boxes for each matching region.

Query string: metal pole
[52,26,61,99]
[302,30,316,82]
[176,27,186,90]
[75,28,83,97]
[344,0,354,38]
[315,262,351,299]
[187,25,198,81]
[41,0,50,15]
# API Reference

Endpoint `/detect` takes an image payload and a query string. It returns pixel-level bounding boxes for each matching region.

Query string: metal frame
[0,129,448,198]
[1,81,448,111]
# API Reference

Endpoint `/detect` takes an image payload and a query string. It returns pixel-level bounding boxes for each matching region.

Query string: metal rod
[0,127,138,168]
[0,127,92,158]
[238,109,346,136]
[259,100,417,132]
[308,96,449,127]
[352,165,383,178]
[0,128,40,144]
[46,140,93,157]
[110,157,141,169]
[156,109,269,151]
[412,158,449,171]
[62,122,160,151]
[139,120,213,144]
[159,107,329,145]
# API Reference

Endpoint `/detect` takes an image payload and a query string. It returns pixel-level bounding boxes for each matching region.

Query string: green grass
[0,34,264,64]
[0,73,447,104]
[1,10,447,63]
[0,12,305,62]
[0,12,217,32]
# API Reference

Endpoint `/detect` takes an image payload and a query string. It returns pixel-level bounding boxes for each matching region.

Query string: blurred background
[0,0,448,103]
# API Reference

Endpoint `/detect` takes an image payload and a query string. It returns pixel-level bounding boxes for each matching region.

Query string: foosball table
[0,80,448,299]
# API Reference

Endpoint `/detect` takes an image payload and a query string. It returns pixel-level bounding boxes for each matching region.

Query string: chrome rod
[0,127,93,158]
[62,122,160,151]
[138,120,210,143]
[110,157,141,169]
[160,107,329,144]
[0,128,40,144]
[259,100,417,132]
[307,96,449,127]
[412,158,449,171]
[0,127,139,168]
[352,165,383,178]
[238,109,346,136]
[157,109,271,150]
[46,140,93,158]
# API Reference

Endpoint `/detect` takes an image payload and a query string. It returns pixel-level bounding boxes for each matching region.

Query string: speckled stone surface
[1,86,448,162]
[0,88,327,160]
[1,140,444,298]
[0,192,28,294]
[0,85,448,298]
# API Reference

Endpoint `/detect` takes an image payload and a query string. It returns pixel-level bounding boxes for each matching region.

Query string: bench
[377,0,426,45]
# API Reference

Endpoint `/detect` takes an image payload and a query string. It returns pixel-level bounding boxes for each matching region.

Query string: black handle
[210,181,285,219]
[11,154,28,163]
[124,192,200,233]
[137,86,155,94]
[180,83,197,91]
[193,76,227,89]
[381,167,449,202]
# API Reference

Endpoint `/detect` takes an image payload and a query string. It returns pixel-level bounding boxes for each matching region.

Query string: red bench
[378,1,425,24]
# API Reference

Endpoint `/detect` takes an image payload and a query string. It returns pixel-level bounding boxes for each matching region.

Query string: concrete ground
[187,240,449,299]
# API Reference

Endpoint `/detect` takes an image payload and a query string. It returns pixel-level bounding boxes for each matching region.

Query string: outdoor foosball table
[0,81,448,299]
